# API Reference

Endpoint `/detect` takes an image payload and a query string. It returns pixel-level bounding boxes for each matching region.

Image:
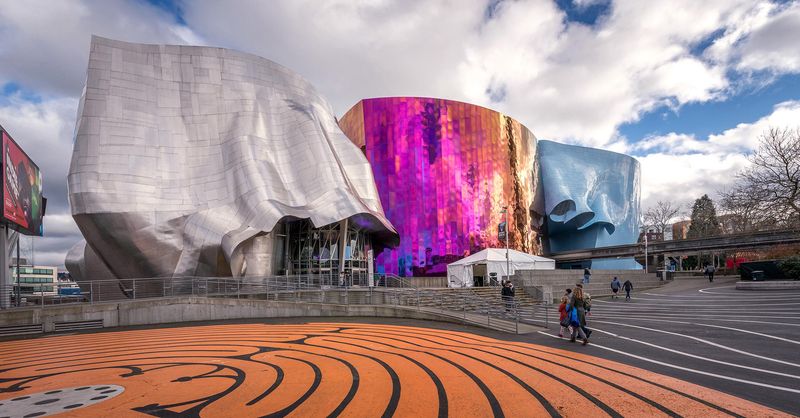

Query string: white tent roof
[446,248,555,287]
[448,248,554,266]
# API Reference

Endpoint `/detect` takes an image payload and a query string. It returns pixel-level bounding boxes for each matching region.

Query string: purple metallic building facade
[340,98,540,276]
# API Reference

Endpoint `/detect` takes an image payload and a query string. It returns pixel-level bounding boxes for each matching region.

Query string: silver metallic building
[68,36,397,280]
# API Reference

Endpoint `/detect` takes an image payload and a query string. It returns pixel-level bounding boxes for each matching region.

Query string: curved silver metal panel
[68,36,396,278]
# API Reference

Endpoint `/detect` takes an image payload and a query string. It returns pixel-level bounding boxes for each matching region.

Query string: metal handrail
[2,275,543,334]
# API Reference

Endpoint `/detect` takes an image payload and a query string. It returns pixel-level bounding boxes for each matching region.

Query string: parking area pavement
[525,277,800,416]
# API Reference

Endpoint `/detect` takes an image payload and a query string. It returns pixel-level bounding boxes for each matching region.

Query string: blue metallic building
[535,140,641,269]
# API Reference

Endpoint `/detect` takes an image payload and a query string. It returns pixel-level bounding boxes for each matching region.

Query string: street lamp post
[501,206,510,283]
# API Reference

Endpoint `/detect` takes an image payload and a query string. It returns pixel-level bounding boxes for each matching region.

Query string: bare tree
[737,128,800,227]
[718,186,777,233]
[643,200,681,237]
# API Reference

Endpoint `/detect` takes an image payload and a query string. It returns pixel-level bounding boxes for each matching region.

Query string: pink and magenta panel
[340,97,540,276]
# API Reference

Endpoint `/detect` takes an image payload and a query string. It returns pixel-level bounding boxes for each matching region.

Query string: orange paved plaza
[0,323,790,417]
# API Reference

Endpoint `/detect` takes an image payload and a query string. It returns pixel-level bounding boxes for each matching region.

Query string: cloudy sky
[1,0,799,267]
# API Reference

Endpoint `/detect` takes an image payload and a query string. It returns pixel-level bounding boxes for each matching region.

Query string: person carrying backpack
[569,286,590,345]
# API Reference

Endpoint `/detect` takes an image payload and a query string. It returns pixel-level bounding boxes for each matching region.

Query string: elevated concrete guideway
[548,228,800,263]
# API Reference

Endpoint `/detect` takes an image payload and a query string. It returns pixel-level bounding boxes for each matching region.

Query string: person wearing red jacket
[558,295,570,338]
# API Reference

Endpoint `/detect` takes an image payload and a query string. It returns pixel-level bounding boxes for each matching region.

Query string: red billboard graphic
[2,128,44,236]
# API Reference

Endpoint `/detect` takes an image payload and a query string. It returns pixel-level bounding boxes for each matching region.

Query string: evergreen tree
[687,194,721,238]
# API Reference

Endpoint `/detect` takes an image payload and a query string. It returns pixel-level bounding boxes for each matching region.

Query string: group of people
[558,284,592,345]
[558,276,637,345]
[610,276,633,300]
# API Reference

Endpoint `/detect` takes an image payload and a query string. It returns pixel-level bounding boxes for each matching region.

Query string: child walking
[558,296,570,338]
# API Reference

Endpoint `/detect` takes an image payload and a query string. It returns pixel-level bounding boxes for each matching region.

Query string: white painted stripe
[591,320,800,369]
[588,311,800,319]
[588,304,800,313]
[577,315,800,346]
[590,314,800,327]
[586,327,800,380]
[641,292,795,299]
[594,298,800,305]
[699,286,738,294]
[535,331,800,394]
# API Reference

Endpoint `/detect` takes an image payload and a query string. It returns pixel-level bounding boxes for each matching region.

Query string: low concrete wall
[736,281,800,290]
[512,269,664,301]
[0,297,460,332]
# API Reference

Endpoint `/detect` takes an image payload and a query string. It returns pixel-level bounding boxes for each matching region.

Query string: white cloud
[183,0,486,117]
[0,96,81,268]
[0,0,799,266]
[632,100,800,155]
[0,0,201,96]
[634,100,800,210]
[706,1,800,74]
[182,0,762,146]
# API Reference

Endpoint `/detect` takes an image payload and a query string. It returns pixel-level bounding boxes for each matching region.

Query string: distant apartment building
[10,264,58,296]
[672,220,691,240]
[639,229,664,242]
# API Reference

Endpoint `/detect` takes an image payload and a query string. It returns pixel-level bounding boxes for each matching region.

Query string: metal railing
[1,274,546,334]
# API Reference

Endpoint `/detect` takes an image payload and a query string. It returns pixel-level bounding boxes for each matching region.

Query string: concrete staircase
[242,286,541,333]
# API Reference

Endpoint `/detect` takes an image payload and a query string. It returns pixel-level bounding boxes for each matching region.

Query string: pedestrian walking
[558,296,570,338]
[582,291,593,338]
[501,281,513,311]
[583,268,591,284]
[623,279,633,300]
[569,286,590,345]
[704,264,716,282]
[611,277,621,299]
[508,282,516,312]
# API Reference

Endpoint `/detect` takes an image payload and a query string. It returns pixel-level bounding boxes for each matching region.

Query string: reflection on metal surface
[340,98,540,276]
[68,36,396,279]
[536,140,641,269]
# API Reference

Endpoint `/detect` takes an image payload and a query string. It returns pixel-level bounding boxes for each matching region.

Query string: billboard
[2,127,44,236]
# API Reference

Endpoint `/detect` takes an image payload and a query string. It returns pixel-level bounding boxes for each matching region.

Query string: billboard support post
[0,225,9,309]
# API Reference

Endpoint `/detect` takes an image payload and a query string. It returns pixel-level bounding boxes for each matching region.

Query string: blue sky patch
[555,0,610,26]
[0,82,43,105]
[143,0,186,25]
[619,73,800,142]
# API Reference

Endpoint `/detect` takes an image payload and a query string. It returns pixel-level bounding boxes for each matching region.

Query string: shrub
[778,256,800,280]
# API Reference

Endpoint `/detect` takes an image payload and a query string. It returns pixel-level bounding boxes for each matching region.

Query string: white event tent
[446,248,555,287]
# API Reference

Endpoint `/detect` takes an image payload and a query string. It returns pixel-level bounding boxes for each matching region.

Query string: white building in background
[10,264,58,296]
